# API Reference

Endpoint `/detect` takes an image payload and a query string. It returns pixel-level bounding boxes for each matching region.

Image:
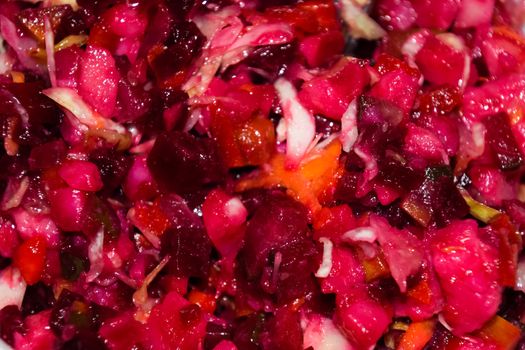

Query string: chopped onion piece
[43,87,131,149]
[402,30,430,68]
[340,98,359,152]
[436,33,471,90]
[459,187,501,223]
[1,177,29,211]
[0,266,26,311]
[339,0,386,40]
[315,237,334,278]
[86,228,104,283]
[44,17,56,87]
[133,255,170,323]
[342,227,377,243]
[302,314,355,350]
[274,78,316,168]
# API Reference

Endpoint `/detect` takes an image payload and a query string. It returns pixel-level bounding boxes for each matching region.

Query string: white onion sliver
[274,78,316,168]
[0,266,26,311]
[302,314,355,350]
[315,237,334,278]
[86,228,104,282]
[342,227,377,243]
[44,16,57,87]
[339,0,386,40]
[340,98,358,152]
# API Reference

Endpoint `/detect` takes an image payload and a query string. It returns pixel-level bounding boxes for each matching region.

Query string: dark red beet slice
[241,192,309,278]
[147,131,226,195]
[483,113,523,170]
[159,194,212,278]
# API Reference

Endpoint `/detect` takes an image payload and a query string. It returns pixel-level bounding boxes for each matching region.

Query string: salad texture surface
[0,0,525,349]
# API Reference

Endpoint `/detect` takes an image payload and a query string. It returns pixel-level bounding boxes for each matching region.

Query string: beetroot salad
[1,0,525,349]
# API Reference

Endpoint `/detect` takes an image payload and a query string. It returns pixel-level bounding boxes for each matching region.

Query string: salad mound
[0,0,525,349]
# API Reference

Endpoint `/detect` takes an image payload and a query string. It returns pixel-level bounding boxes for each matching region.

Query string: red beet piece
[412,0,460,30]
[431,219,502,335]
[146,292,207,350]
[299,59,370,120]
[147,131,226,195]
[159,194,212,278]
[78,45,119,117]
[483,113,523,170]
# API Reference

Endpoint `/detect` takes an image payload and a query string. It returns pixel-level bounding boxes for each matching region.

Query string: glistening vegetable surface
[0,0,525,349]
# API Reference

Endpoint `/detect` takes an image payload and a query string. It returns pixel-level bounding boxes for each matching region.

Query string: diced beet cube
[468,165,516,206]
[123,155,158,201]
[0,305,24,346]
[149,21,204,86]
[412,0,460,30]
[376,158,422,197]
[334,170,360,202]
[274,236,319,304]
[368,68,419,115]
[335,296,391,349]
[202,189,247,258]
[416,113,460,157]
[146,292,207,350]
[481,26,525,79]
[463,73,525,122]
[232,313,266,350]
[374,0,417,31]
[147,131,226,195]
[90,147,132,193]
[431,220,501,335]
[0,215,19,258]
[455,0,495,28]
[159,194,212,278]
[358,95,404,128]
[241,192,309,278]
[319,245,366,295]
[299,59,370,120]
[99,311,146,350]
[106,4,147,38]
[21,282,54,317]
[393,263,445,321]
[503,200,525,231]
[162,231,212,279]
[55,7,88,41]
[299,31,344,67]
[313,205,357,243]
[262,307,303,350]
[28,140,67,170]
[10,209,60,248]
[157,193,203,230]
[50,289,104,338]
[483,113,523,170]
[415,35,466,87]
[14,310,57,350]
[403,123,448,163]
[245,43,297,80]
[55,46,81,89]
[58,160,103,192]
[401,167,468,227]
[78,45,119,117]
[49,187,91,232]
